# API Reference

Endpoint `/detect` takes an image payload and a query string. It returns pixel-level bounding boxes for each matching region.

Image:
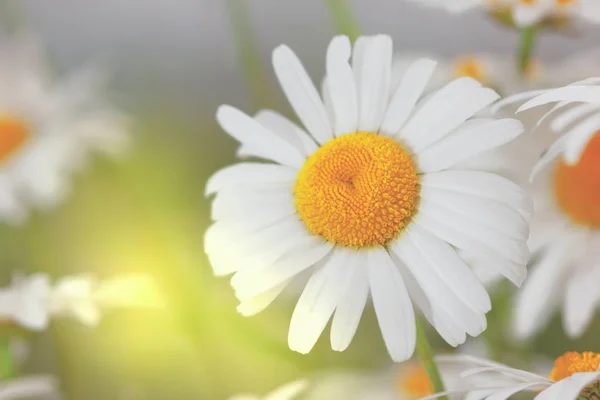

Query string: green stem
[324,0,361,42]
[225,0,275,108]
[415,318,448,400]
[518,26,537,77]
[0,338,15,379]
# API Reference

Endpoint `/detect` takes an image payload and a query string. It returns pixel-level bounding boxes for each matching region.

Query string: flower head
[496,78,600,339]
[0,33,130,224]
[426,352,600,400]
[407,0,600,28]
[0,273,164,330]
[206,34,530,361]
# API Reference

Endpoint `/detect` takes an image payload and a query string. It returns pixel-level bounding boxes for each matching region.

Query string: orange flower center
[396,363,433,398]
[553,131,600,227]
[294,132,419,248]
[0,114,29,162]
[549,352,600,381]
[453,57,487,84]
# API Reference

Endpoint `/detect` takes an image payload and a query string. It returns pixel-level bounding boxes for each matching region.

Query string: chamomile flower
[424,352,600,400]
[206,34,531,361]
[0,33,129,224]
[229,380,308,400]
[408,0,600,28]
[0,273,164,330]
[493,79,600,338]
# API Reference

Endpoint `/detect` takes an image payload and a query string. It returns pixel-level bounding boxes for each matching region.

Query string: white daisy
[229,379,308,400]
[0,375,59,400]
[408,0,600,28]
[0,273,164,330]
[423,352,600,400]
[206,34,531,361]
[493,79,600,338]
[0,33,129,224]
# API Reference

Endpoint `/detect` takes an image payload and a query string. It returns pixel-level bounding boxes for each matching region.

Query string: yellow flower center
[556,0,575,6]
[294,132,419,248]
[453,57,487,84]
[549,352,600,381]
[0,114,29,162]
[396,363,433,398]
[553,131,600,227]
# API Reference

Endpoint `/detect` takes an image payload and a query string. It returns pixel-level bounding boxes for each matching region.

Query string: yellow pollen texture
[549,352,600,381]
[554,131,600,227]
[396,363,433,397]
[294,132,419,248]
[0,114,28,162]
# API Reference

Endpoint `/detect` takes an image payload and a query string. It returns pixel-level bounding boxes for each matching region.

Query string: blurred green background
[2,0,600,399]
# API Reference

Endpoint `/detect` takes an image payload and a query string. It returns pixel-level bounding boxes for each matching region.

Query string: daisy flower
[0,33,129,224]
[0,273,164,330]
[492,79,600,338]
[408,0,600,28]
[206,34,531,361]
[229,379,308,400]
[424,352,600,400]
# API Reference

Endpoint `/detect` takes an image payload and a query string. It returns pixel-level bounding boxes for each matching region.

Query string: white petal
[206,163,296,196]
[518,86,600,113]
[486,382,551,400]
[210,185,293,221]
[420,186,529,241]
[513,4,548,27]
[416,118,524,172]
[357,35,392,132]
[550,103,600,132]
[391,233,486,338]
[272,45,333,144]
[530,133,569,181]
[288,248,349,354]
[330,251,369,351]
[234,237,333,301]
[563,264,600,338]
[237,279,291,317]
[490,89,546,114]
[535,371,600,400]
[562,112,600,164]
[416,198,530,265]
[255,110,319,155]
[380,58,437,136]
[513,235,575,339]
[395,255,466,347]
[367,247,416,362]
[326,36,358,136]
[420,170,533,219]
[400,77,499,153]
[403,223,491,313]
[216,105,305,168]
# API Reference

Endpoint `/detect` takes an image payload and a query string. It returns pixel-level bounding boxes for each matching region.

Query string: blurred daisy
[424,352,600,400]
[206,34,530,361]
[0,375,59,400]
[493,79,600,338]
[408,0,600,27]
[0,273,164,330]
[0,33,129,224]
[229,379,308,400]
[392,53,543,96]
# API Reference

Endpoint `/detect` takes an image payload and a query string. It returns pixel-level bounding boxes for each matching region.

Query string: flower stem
[518,26,537,77]
[0,338,14,379]
[224,0,275,107]
[415,318,448,400]
[324,0,361,42]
